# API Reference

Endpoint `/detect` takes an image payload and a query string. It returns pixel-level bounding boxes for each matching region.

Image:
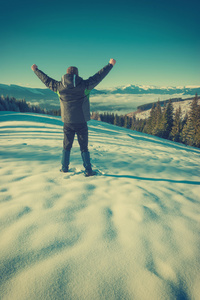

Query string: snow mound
[0,112,200,300]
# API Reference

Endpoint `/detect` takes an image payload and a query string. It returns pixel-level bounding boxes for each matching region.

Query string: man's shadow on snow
[103,174,200,185]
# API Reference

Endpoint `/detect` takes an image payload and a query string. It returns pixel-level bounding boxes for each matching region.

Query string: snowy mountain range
[0,111,200,300]
[1,83,200,100]
[103,84,200,95]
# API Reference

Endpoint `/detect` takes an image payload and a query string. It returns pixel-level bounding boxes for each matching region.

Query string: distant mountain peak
[1,82,199,106]
[100,84,200,95]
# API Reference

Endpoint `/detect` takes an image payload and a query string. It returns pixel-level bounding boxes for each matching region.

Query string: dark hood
[61,74,82,89]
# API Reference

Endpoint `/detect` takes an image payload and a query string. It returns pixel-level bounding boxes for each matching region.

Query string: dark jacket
[34,63,113,123]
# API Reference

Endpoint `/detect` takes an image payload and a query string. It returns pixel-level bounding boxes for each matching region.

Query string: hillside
[0,112,200,300]
[127,97,200,120]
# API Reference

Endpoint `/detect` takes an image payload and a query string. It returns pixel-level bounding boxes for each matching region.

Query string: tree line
[1,94,200,148]
[0,95,61,116]
[91,94,200,148]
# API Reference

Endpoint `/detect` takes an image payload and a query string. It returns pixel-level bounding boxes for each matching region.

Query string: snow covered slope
[131,98,200,120]
[0,112,200,300]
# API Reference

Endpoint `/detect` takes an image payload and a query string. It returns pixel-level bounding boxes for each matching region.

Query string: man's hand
[31,64,38,71]
[109,58,116,66]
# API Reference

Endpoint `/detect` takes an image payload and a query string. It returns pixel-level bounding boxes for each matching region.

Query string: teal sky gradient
[1,0,199,88]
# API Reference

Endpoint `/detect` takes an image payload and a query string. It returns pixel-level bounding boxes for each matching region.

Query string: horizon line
[1,82,200,90]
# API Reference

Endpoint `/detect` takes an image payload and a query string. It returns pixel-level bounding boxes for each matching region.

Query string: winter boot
[60,150,70,172]
[81,151,96,177]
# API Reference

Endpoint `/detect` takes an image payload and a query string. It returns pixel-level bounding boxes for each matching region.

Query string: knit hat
[67,66,79,76]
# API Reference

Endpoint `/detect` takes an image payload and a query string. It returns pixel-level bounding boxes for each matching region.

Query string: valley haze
[0,83,199,115]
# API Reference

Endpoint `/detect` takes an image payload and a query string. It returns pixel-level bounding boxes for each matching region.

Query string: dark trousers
[63,123,88,152]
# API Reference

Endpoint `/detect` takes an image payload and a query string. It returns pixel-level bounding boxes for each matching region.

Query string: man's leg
[61,124,75,172]
[77,123,96,176]
[76,123,89,153]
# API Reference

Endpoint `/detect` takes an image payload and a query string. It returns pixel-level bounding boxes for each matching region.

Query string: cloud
[90,94,188,114]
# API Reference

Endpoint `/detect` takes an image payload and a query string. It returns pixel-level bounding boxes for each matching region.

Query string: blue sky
[1,0,199,88]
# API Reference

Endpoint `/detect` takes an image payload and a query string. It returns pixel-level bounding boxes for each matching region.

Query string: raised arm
[109,58,116,66]
[31,64,59,92]
[85,58,116,90]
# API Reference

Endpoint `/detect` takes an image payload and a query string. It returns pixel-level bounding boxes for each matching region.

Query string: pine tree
[160,100,174,139]
[124,116,131,129]
[131,115,136,130]
[103,112,108,122]
[0,95,9,110]
[119,115,124,127]
[137,119,146,132]
[182,112,188,128]
[194,103,200,147]
[114,114,119,126]
[190,93,199,137]
[110,113,115,125]
[181,94,200,147]
[144,104,156,134]
[182,118,195,146]
[194,112,200,147]
[170,106,182,142]
[152,100,163,136]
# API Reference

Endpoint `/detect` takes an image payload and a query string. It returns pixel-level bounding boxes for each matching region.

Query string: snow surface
[0,111,200,300]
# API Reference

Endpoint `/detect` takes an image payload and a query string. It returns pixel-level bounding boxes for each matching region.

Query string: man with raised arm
[31,59,116,176]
